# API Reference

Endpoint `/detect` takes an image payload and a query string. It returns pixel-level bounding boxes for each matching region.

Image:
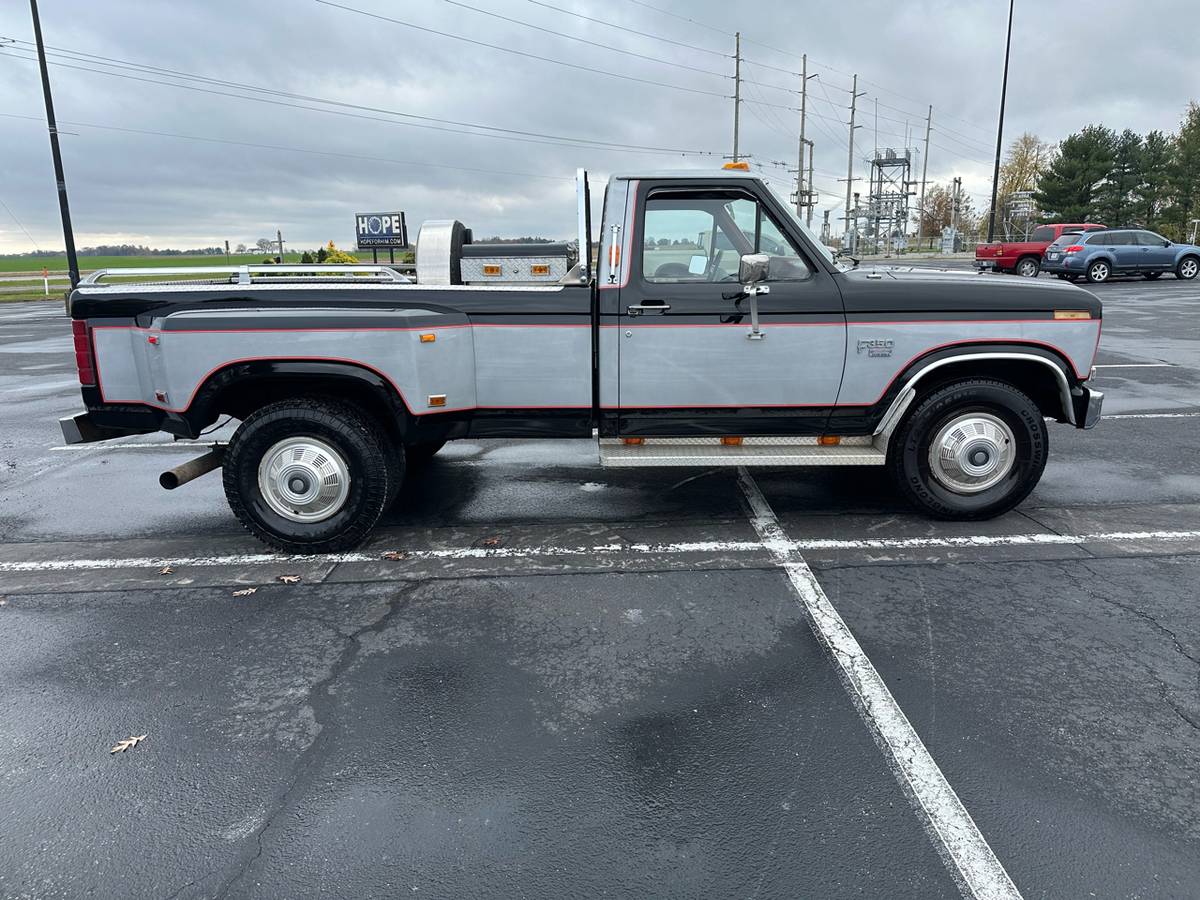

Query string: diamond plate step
[598,437,886,468]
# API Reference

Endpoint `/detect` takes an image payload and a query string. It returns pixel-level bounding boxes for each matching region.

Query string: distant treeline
[1,245,227,258]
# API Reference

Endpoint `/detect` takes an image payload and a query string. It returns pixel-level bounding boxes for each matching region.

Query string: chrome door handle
[627,303,671,316]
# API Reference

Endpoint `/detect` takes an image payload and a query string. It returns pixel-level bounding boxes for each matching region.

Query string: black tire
[1015,256,1040,278]
[1086,259,1111,283]
[1175,255,1199,280]
[405,440,447,466]
[887,379,1048,520]
[223,398,396,552]
[1143,272,1163,280]
[1055,273,1070,280]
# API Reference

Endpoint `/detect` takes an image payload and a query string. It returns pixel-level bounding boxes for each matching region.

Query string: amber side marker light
[482,264,502,276]
[428,394,447,408]
[1054,310,1092,320]
[622,437,645,445]
[818,435,841,446]
[530,264,551,276]
[419,333,436,343]
[720,436,744,446]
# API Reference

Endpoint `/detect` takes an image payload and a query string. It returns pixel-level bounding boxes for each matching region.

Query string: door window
[641,191,811,283]
[1134,231,1166,246]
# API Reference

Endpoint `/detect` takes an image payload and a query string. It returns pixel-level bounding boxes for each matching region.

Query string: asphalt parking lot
[2,270,1199,899]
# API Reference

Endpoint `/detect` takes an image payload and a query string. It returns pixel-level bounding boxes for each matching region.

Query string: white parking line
[736,467,1022,900]
[1102,412,1200,420]
[2,528,1199,573]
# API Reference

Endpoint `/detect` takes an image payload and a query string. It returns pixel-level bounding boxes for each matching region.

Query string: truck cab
[62,168,1105,552]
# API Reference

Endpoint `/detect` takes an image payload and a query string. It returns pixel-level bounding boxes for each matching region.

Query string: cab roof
[608,168,762,182]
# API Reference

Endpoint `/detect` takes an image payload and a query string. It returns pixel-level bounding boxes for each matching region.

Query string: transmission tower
[852,148,916,255]
[1003,191,1036,241]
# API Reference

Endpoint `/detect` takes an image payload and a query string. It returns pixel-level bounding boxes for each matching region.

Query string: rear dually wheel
[223,398,395,552]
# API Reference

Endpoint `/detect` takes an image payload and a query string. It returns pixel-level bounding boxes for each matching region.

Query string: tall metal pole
[29,0,79,288]
[844,74,860,239]
[805,140,815,227]
[916,105,932,249]
[987,0,1015,242]
[732,32,741,162]
[795,53,807,216]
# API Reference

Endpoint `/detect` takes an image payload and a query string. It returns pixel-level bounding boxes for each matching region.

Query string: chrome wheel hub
[258,437,350,523]
[928,413,1015,494]
[1018,260,1037,276]
[1181,259,1198,278]
[1091,262,1109,280]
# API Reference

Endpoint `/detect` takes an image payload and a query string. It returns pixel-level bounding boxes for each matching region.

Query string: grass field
[0,252,308,275]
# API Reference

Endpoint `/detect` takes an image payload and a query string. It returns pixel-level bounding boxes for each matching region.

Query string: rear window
[1031,226,1056,242]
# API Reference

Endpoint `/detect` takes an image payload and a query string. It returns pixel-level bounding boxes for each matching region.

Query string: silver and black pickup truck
[61,167,1104,551]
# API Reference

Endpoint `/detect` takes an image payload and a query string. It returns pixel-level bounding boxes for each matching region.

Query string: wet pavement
[1,273,1199,899]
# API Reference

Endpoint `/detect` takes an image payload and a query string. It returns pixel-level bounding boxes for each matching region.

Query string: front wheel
[1176,256,1199,280]
[887,379,1048,520]
[223,398,395,552]
[1086,260,1111,283]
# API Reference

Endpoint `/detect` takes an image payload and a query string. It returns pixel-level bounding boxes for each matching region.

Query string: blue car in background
[1042,228,1200,283]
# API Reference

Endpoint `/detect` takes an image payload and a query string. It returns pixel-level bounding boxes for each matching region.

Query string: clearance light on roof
[723,161,751,171]
[1053,310,1092,320]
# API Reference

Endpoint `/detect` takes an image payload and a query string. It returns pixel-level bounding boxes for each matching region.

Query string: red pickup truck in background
[976,222,1106,277]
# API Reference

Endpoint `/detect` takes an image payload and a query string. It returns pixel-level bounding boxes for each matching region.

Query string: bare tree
[255,238,275,254]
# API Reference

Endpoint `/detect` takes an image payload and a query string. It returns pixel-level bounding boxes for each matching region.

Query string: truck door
[612,182,846,436]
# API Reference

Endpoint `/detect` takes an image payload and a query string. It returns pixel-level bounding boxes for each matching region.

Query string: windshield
[763,181,848,270]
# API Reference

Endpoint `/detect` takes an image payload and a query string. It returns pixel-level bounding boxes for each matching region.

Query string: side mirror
[1163,240,1172,247]
[738,253,770,285]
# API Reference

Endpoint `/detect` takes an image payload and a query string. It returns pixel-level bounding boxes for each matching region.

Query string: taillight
[1064,245,1084,253]
[71,319,96,385]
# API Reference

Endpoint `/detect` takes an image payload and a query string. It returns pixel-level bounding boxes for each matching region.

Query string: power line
[521,0,728,58]
[0,193,41,250]
[436,0,731,79]
[0,112,576,181]
[312,0,730,99]
[620,0,729,36]
[0,44,720,157]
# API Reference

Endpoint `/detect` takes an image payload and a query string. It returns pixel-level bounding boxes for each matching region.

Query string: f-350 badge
[857,338,894,358]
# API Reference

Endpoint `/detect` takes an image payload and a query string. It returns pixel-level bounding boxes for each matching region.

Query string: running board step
[598,437,886,468]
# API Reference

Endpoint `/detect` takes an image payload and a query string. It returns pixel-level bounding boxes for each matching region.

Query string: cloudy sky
[0,0,1195,254]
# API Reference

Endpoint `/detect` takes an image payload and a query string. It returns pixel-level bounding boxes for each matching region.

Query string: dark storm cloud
[0,0,1194,252]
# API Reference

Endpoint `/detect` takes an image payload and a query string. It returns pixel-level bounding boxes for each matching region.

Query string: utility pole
[951,177,962,234]
[843,74,864,241]
[29,0,79,289]
[987,0,1015,242]
[915,105,932,249]
[276,229,285,263]
[732,32,742,162]
[806,140,816,229]
[795,53,810,217]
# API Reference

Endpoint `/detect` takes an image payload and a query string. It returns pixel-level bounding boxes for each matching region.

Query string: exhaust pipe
[159,446,225,490]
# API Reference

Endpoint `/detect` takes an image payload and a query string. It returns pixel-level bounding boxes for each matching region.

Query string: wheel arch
[874,348,1077,443]
[185,359,416,443]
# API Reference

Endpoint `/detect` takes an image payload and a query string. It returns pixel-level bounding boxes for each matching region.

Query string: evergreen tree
[1095,129,1143,226]
[1165,103,1200,240]
[1033,125,1116,222]
[1138,130,1173,229]
[300,251,314,264]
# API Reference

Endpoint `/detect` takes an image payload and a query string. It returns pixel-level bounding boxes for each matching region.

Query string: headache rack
[77,264,412,287]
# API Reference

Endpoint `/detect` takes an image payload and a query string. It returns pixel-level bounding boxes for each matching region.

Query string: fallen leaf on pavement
[382,551,406,561]
[277,574,301,584]
[232,587,257,597]
[110,734,148,754]
[158,566,174,576]
[481,537,501,546]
